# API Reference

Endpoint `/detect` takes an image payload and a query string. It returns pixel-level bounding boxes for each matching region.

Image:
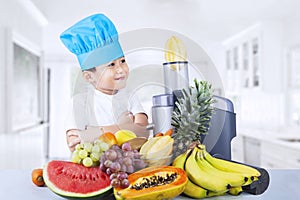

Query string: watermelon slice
[43,160,112,199]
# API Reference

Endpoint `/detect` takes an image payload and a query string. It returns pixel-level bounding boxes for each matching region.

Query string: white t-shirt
[65,87,146,131]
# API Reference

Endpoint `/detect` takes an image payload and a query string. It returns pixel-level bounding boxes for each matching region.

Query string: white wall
[261,20,284,93]
[283,20,300,48]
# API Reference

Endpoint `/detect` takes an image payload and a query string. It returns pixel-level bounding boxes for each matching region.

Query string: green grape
[82,157,93,167]
[83,142,93,153]
[99,142,109,152]
[90,152,101,162]
[71,154,81,164]
[78,149,88,159]
[94,139,101,144]
[73,149,80,156]
[75,143,84,150]
[92,145,101,153]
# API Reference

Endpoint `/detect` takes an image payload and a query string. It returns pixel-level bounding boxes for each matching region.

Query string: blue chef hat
[60,14,124,70]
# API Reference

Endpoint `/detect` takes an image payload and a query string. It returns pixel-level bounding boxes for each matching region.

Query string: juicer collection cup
[163,61,189,94]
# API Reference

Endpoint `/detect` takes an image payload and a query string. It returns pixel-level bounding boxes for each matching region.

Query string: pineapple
[171,79,215,158]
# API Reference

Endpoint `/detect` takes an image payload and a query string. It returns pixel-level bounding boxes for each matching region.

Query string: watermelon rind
[43,161,112,199]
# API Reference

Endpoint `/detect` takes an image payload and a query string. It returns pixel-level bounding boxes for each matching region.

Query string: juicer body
[152,91,236,160]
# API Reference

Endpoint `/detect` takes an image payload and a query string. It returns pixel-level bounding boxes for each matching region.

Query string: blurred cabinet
[223,22,284,95]
[234,132,300,169]
[260,141,300,169]
[289,49,300,88]
[287,48,300,127]
[243,137,261,166]
[231,135,244,162]
[223,24,262,95]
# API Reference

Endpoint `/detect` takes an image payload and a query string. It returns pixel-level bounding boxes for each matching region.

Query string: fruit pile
[69,129,174,190]
[32,127,268,200]
[173,144,261,198]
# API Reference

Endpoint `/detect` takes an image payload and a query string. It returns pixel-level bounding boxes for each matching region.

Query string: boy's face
[83,57,129,95]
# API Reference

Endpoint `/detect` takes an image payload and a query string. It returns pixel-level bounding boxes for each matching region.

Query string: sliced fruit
[139,136,174,166]
[140,135,173,157]
[114,166,187,200]
[43,160,112,198]
[139,137,161,154]
[164,36,187,63]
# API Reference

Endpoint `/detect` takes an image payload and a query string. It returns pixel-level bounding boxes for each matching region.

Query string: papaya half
[114,166,188,200]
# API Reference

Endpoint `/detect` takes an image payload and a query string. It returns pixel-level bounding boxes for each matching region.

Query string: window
[5,30,43,133]
[252,38,260,87]
[233,47,239,70]
[12,43,41,131]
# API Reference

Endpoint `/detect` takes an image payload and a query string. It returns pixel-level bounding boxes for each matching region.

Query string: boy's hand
[115,112,149,137]
[117,111,134,125]
[66,129,81,152]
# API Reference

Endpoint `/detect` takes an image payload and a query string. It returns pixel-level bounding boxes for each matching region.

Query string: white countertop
[1,169,300,199]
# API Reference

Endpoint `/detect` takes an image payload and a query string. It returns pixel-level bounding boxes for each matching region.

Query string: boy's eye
[121,59,126,64]
[108,63,115,67]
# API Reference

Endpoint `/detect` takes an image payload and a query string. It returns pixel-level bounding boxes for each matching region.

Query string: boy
[60,14,148,151]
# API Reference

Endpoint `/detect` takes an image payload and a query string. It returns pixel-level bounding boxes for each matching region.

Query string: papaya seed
[131,173,178,190]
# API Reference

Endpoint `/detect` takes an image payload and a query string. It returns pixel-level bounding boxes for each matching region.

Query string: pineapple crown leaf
[172,79,216,141]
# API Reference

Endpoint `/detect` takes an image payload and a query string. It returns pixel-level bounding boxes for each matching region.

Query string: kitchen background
[0,0,300,170]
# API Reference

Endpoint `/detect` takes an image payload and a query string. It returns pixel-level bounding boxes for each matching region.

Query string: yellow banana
[172,149,191,169]
[185,148,230,192]
[199,144,261,177]
[207,190,228,197]
[228,186,243,196]
[184,179,227,199]
[243,176,259,186]
[183,179,208,199]
[196,148,248,187]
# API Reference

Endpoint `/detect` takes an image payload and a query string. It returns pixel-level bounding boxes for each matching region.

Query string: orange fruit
[32,168,45,187]
[99,132,118,147]
[154,133,164,137]
[164,129,173,136]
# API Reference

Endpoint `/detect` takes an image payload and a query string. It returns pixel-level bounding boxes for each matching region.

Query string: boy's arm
[134,113,148,126]
[102,112,149,137]
[66,113,149,152]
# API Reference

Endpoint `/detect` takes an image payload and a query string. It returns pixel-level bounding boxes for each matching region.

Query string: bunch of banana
[172,144,261,198]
